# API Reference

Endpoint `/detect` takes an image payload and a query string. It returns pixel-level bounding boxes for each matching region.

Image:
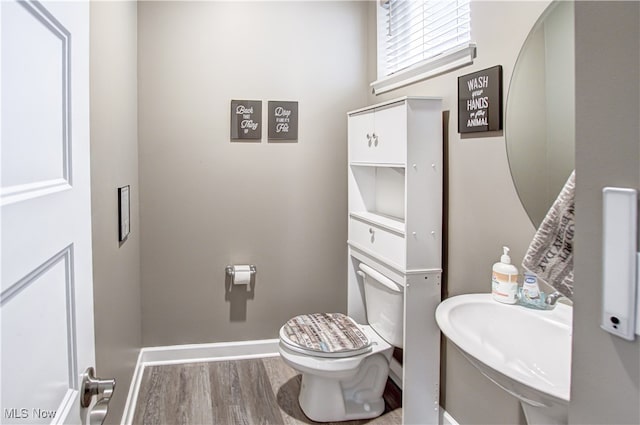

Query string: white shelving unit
[347,96,443,425]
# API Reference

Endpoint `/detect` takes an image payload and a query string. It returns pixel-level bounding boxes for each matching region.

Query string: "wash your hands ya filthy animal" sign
[458,66,502,133]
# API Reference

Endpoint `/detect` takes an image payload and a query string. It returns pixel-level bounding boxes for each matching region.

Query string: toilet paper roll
[232,265,252,287]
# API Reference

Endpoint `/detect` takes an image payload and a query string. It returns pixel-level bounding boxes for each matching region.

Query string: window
[372,0,475,94]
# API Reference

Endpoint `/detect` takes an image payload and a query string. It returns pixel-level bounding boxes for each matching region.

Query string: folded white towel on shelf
[522,170,575,299]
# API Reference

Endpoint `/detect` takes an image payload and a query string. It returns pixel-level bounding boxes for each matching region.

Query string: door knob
[88,399,110,425]
[81,367,115,408]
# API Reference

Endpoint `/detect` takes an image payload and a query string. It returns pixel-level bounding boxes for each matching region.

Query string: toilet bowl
[278,263,404,422]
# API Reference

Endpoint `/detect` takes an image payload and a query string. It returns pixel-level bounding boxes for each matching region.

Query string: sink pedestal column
[521,401,568,425]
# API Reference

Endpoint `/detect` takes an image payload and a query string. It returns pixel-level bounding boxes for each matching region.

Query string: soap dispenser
[492,246,519,304]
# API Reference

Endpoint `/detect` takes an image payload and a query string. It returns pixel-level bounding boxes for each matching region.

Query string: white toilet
[278,263,404,422]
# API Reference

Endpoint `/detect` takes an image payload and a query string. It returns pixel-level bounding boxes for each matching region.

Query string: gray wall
[90,2,141,423]
[137,1,369,346]
[366,1,550,424]
[571,2,640,424]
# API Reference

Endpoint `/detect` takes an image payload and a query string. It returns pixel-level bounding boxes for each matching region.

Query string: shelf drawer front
[349,104,406,165]
[349,218,405,267]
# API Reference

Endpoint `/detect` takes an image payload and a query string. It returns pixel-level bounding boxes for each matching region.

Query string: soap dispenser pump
[492,246,519,304]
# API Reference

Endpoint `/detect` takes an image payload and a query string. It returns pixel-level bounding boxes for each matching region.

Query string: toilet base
[297,353,389,422]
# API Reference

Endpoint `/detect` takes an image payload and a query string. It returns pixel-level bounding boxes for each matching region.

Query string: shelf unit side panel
[402,270,442,425]
[406,100,444,271]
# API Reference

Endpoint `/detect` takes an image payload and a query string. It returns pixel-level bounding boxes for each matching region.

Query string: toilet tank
[359,263,404,348]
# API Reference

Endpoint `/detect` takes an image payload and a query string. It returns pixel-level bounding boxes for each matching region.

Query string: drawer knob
[372,133,378,146]
[369,227,375,234]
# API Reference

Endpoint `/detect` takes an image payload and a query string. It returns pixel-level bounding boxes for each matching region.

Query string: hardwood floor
[132,356,402,425]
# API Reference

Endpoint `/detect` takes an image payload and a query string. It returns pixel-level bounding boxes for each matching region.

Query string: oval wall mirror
[506,1,575,229]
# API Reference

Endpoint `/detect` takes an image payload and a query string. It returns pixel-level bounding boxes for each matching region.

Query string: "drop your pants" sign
[268,101,298,141]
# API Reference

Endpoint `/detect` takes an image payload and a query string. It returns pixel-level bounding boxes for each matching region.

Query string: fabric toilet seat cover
[280,313,372,358]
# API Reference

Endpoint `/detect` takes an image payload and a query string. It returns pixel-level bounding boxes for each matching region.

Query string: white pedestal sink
[435,293,572,425]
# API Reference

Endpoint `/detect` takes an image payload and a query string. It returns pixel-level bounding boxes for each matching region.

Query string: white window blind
[373,0,474,94]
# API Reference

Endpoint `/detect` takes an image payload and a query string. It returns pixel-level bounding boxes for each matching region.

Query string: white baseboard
[121,349,145,425]
[440,408,459,425]
[137,338,280,365]
[120,339,279,424]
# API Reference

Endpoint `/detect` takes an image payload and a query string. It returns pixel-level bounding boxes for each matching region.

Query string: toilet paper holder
[225,265,257,277]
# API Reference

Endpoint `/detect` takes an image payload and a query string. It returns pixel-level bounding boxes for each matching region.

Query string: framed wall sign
[268,101,298,141]
[230,100,262,140]
[118,185,130,242]
[458,65,503,133]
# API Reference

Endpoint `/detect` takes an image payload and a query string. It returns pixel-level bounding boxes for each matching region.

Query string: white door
[1,0,97,423]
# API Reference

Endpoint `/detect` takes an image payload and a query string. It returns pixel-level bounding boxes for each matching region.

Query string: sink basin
[435,293,572,425]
